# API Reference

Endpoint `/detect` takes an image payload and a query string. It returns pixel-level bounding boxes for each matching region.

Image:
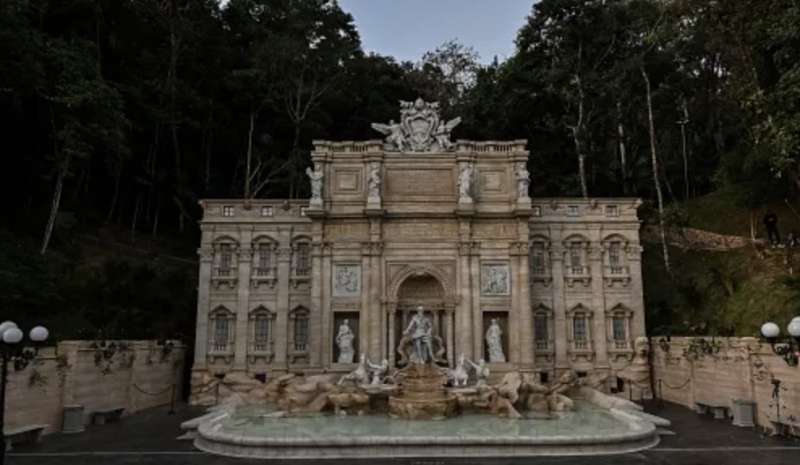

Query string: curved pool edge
[193,408,663,459]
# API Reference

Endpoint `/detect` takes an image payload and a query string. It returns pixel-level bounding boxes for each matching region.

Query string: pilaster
[233,227,253,370]
[274,230,292,368]
[589,229,609,369]
[550,228,569,370]
[193,238,213,369]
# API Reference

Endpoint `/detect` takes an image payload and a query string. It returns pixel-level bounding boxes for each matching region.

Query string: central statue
[403,306,435,364]
[396,305,446,365]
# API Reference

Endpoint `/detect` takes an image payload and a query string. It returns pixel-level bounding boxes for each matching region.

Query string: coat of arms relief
[371,98,461,152]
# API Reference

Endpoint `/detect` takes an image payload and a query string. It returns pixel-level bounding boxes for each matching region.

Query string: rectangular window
[295,243,310,276]
[261,206,273,217]
[569,244,583,274]
[567,205,579,217]
[222,206,235,217]
[254,316,271,352]
[605,205,619,217]
[257,243,272,276]
[534,315,549,350]
[213,317,229,352]
[573,317,588,349]
[530,243,546,275]
[613,316,627,348]
[294,317,309,352]
[608,242,623,274]
[218,244,232,276]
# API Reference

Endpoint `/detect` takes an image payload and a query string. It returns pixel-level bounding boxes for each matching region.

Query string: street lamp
[760,316,800,366]
[1,321,49,464]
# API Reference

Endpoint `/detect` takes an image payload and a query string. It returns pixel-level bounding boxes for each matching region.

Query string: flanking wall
[652,337,799,433]
[3,340,185,435]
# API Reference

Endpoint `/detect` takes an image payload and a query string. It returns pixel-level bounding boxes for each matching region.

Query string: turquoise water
[218,401,633,440]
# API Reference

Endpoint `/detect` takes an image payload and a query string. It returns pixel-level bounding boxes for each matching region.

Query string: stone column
[274,230,292,369]
[387,302,397,367]
[193,244,213,370]
[470,244,483,359]
[360,244,371,360]
[550,229,569,371]
[445,304,456,366]
[589,232,609,370]
[457,242,474,360]
[320,243,333,366]
[368,243,383,360]
[517,242,534,366]
[233,228,253,371]
[310,241,324,367]
[508,244,522,364]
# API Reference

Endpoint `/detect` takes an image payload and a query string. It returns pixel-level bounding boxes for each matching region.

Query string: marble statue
[305,165,324,204]
[457,164,473,202]
[371,98,460,152]
[367,358,389,385]
[334,265,360,296]
[335,319,355,364]
[485,319,506,363]
[367,162,381,201]
[449,354,470,387]
[467,358,490,387]
[402,307,435,364]
[371,120,407,152]
[338,354,370,386]
[515,162,530,199]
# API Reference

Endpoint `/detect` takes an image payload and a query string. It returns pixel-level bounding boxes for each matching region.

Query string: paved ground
[7,401,800,465]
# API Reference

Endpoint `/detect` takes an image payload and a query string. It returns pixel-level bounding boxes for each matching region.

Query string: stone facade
[191,104,646,403]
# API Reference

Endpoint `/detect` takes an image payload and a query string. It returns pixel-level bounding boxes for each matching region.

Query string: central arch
[388,267,455,366]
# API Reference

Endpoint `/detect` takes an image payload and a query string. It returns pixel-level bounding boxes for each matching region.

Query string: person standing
[764,211,780,246]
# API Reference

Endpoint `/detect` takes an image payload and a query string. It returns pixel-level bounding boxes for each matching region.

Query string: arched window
[566,304,594,357]
[602,235,632,286]
[294,242,311,277]
[529,236,552,284]
[606,304,635,352]
[249,306,275,355]
[288,307,311,364]
[208,306,235,354]
[533,304,554,353]
[563,235,591,286]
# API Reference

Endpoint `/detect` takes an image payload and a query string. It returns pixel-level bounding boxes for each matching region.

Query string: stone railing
[3,340,185,435]
[652,336,799,435]
[312,139,528,155]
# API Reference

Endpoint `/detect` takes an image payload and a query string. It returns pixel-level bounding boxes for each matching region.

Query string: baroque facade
[191,100,645,402]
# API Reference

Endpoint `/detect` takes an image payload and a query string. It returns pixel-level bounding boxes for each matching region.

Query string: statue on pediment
[371,98,460,152]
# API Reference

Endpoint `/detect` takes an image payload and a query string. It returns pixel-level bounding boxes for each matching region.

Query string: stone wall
[4,340,185,435]
[652,337,800,434]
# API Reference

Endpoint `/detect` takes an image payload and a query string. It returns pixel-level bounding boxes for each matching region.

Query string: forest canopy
[1,0,799,339]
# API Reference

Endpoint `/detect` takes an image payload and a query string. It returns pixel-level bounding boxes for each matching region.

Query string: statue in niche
[402,307,435,364]
[515,162,530,199]
[371,120,407,151]
[336,319,355,364]
[305,165,324,203]
[485,318,506,363]
[367,162,381,200]
[457,164,474,202]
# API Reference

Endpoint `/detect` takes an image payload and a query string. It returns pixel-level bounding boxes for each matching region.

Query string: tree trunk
[641,66,671,273]
[616,100,628,195]
[131,193,142,242]
[40,155,70,255]
[571,72,589,199]
[679,97,690,201]
[244,110,256,199]
[106,168,121,224]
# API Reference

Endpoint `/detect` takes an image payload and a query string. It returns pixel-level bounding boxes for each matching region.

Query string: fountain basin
[194,401,664,459]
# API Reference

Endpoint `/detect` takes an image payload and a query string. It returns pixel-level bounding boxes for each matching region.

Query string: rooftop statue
[371,98,461,152]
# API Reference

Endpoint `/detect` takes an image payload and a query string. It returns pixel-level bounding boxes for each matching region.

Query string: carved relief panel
[333,264,361,297]
[481,263,510,296]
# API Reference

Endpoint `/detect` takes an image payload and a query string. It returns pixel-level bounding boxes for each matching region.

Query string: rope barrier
[132,383,173,396]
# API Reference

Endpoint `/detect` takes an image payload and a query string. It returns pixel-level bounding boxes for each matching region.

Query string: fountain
[188,308,670,459]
